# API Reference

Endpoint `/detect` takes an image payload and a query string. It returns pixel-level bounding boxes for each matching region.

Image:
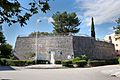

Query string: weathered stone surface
[73,36,115,59]
[14,35,115,60]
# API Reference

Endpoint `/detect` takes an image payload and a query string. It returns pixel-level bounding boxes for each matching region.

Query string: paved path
[0,65,120,80]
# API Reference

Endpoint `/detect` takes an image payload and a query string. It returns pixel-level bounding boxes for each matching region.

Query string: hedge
[0,58,35,66]
[89,60,106,67]
[88,58,119,67]
[75,60,87,67]
[0,58,7,65]
[37,60,50,64]
[118,57,120,64]
[1,58,119,67]
[0,58,53,66]
[62,60,73,67]
[105,59,119,65]
[55,60,62,64]
[72,57,81,64]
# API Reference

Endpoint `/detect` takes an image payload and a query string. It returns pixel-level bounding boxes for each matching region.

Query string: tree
[29,32,54,37]
[0,26,6,44]
[0,43,12,58]
[52,11,81,35]
[91,17,96,38]
[0,0,51,26]
[114,18,120,34]
[0,26,12,59]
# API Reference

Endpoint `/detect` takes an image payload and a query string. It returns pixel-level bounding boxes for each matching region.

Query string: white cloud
[36,19,41,24]
[36,17,48,24]
[36,17,54,24]
[48,17,54,23]
[40,17,48,20]
[75,0,120,25]
[108,26,115,33]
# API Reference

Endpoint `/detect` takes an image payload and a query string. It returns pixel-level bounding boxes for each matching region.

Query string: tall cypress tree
[91,17,96,38]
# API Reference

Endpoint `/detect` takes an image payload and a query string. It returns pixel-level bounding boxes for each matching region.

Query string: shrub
[72,57,81,64]
[105,59,119,65]
[0,43,12,59]
[79,55,88,60]
[7,60,26,66]
[0,58,35,66]
[26,60,35,65]
[62,60,73,67]
[118,57,120,64]
[75,60,87,67]
[89,60,106,67]
[88,59,119,67]
[72,55,88,64]
[0,58,7,65]
[37,60,49,64]
[55,60,62,64]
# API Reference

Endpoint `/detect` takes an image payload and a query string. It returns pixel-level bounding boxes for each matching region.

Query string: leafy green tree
[29,32,54,37]
[91,17,96,38]
[52,11,81,35]
[0,26,12,59]
[0,32,6,44]
[0,0,51,26]
[0,26,6,44]
[0,43,12,58]
[114,18,120,34]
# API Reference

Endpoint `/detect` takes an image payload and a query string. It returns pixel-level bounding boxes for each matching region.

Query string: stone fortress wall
[73,36,115,59]
[14,35,115,60]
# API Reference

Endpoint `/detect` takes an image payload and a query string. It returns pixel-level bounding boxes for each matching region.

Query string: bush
[0,43,12,59]
[75,60,87,67]
[79,55,88,60]
[0,58,7,65]
[62,60,73,67]
[118,57,120,64]
[37,60,50,64]
[7,60,35,66]
[105,59,119,65]
[55,60,62,64]
[89,60,106,67]
[26,60,35,65]
[0,58,35,66]
[0,58,51,66]
[7,60,26,66]
[72,57,81,64]
[88,59,119,67]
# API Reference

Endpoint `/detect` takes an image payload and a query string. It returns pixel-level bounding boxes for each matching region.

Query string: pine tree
[52,11,81,35]
[91,17,96,38]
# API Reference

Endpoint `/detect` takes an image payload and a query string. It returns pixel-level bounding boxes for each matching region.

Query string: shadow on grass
[0,66,15,71]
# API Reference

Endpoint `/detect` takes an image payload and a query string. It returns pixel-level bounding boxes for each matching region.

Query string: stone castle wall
[73,36,115,59]
[14,36,73,60]
[14,35,115,60]
[94,41,115,59]
[73,36,95,58]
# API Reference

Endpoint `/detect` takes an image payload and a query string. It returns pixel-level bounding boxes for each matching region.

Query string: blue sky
[2,0,120,47]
